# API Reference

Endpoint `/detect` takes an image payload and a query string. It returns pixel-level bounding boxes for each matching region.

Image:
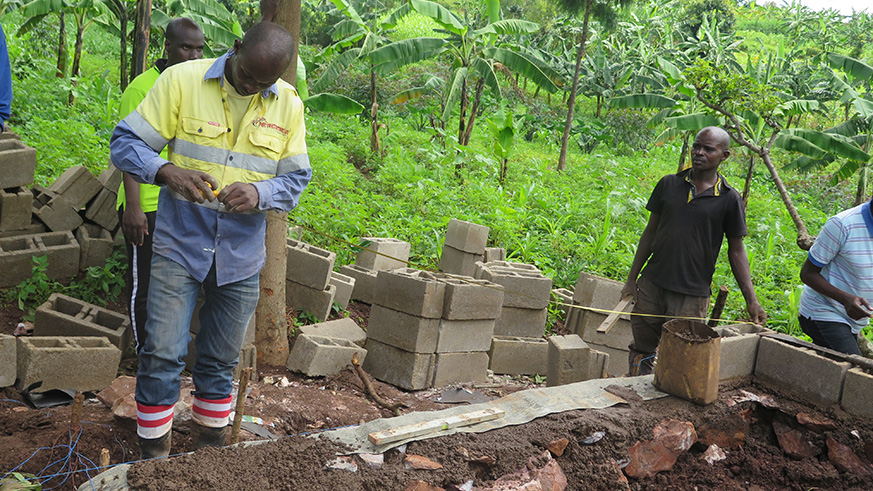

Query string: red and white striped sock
[136,403,174,440]
[192,396,232,428]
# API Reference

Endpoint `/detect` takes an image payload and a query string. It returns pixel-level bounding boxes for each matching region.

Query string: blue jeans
[135,254,259,407]
[798,315,861,355]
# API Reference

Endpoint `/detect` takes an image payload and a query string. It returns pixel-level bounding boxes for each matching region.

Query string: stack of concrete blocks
[0,135,44,240]
[33,293,131,349]
[565,272,633,377]
[16,336,121,392]
[475,261,552,376]
[363,268,504,390]
[439,219,489,277]
[287,318,367,376]
[339,237,411,305]
[184,294,258,381]
[0,230,80,288]
[0,334,15,388]
[285,238,337,321]
[546,334,609,386]
[328,271,355,310]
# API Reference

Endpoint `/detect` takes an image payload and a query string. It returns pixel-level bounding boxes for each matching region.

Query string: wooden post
[708,285,729,327]
[70,393,84,429]
[230,367,254,445]
[131,0,152,81]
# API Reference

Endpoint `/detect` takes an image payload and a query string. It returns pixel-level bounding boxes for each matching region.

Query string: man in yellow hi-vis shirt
[110,22,311,459]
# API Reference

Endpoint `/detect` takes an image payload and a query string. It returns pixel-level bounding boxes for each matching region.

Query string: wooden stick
[70,393,84,429]
[368,407,505,446]
[230,367,253,445]
[708,286,729,327]
[99,448,110,468]
[597,296,634,333]
[352,352,407,416]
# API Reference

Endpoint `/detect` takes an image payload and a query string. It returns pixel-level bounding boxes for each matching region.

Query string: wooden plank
[368,407,505,446]
[596,296,634,333]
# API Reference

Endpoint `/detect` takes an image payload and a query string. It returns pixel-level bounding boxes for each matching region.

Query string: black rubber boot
[193,423,228,450]
[139,430,172,459]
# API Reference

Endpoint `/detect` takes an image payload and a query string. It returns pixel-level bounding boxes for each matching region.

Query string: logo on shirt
[251,117,289,136]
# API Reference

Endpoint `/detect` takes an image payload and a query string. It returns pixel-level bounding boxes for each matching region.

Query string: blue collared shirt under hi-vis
[110,52,312,285]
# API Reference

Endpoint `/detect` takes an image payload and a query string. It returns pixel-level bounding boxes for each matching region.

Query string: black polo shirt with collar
[640,168,747,297]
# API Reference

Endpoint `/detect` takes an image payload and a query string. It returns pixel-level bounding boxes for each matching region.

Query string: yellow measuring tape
[292,222,760,327]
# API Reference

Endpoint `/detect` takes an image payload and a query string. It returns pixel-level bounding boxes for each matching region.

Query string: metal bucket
[653,319,721,405]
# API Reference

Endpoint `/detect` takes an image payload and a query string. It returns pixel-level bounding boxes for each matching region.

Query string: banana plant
[151,0,242,55]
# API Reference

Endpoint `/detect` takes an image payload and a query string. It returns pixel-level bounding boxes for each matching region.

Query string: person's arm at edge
[727,236,767,324]
[121,172,148,246]
[622,212,660,300]
[800,258,872,321]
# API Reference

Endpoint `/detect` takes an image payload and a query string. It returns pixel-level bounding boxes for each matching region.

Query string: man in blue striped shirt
[798,200,873,355]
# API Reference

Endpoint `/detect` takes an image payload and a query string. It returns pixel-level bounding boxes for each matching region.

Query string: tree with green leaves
[555,0,631,172]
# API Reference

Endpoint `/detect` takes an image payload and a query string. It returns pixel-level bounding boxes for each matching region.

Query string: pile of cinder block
[362,268,505,390]
[439,219,488,277]
[339,237,411,304]
[285,238,338,321]
[564,272,633,377]
[286,318,367,376]
[476,260,552,376]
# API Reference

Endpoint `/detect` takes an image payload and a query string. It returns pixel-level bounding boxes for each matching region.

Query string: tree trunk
[56,13,66,78]
[854,165,868,207]
[68,20,84,104]
[595,95,602,118]
[119,10,129,91]
[743,152,754,206]
[457,77,468,145]
[556,0,591,172]
[131,0,152,81]
[369,68,379,153]
[758,148,813,249]
[255,0,300,367]
[461,78,485,146]
[676,131,690,173]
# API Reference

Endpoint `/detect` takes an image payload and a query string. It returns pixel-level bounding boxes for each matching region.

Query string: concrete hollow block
[841,367,873,420]
[0,140,36,189]
[431,351,489,387]
[547,334,596,387]
[299,317,366,347]
[367,304,440,353]
[484,247,506,263]
[716,328,765,381]
[551,288,574,322]
[32,192,83,232]
[488,336,549,376]
[0,234,39,288]
[444,218,489,254]
[362,339,434,390]
[48,165,102,209]
[354,237,411,271]
[329,270,355,310]
[0,219,45,239]
[339,264,379,305]
[34,293,132,349]
[285,280,337,322]
[16,336,121,393]
[493,306,548,338]
[436,318,495,353]
[572,271,623,308]
[374,268,446,318]
[0,334,16,387]
[438,244,483,277]
[479,265,553,310]
[34,231,80,281]
[578,312,633,351]
[286,238,336,290]
[286,334,366,377]
[75,223,114,270]
[98,165,123,191]
[0,186,34,232]
[436,274,505,320]
[84,188,119,231]
[755,337,851,406]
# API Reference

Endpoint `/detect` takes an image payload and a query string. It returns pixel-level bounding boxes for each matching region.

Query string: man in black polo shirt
[621,126,767,375]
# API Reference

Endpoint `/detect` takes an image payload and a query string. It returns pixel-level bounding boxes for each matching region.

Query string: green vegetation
[2,0,873,343]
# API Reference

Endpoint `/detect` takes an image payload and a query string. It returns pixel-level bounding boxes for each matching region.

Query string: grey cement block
[98,166,123,191]
[329,271,355,310]
[0,131,20,141]
[484,247,505,263]
[0,140,36,189]
[841,368,873,419]
[479,264,552,309]
[0,187,33,232]
[367,304,439,353]
[551,288,574,321]
[75,223,114,270]
[547,334,597,387]
[481,261,541,273]
[83,188,119,231]
[587,349,610,381]
[285,280,336,322]
[286,238,336,290]
[32,192,82,232]
[363,339,434,390]
[48,166,102,209]
[578,312,633,351]
[431,352,489,387]
[35,231,80,281]
[755,337,851,406]
[339,264,378,304]
[438,244,483,277]
[34,293,132,349]
[444,218,489,253]
[375,268,446,318]
[572,271,623,309]
[436,319,495,353]
[0,334,15,387]
[299,318,366,347]
[286,334,366,377]
[0,219,45,238]
[355,237,411,271]
[493,306,547,338]
[488,336,549,375]
[16,336,121,393]
[437,275,504,320]
[0,234,39,288]
[716,324,768,380]
[585,342,628,378]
